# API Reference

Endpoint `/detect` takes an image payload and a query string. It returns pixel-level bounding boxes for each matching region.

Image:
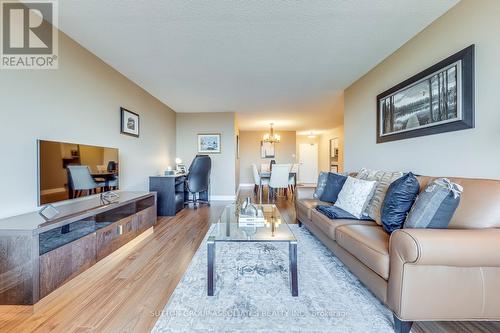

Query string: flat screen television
[38,140,119,205]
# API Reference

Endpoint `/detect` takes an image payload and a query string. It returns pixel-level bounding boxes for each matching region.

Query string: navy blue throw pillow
[316,205,371,221]
[381,172,420,234]
[319,172,347,203]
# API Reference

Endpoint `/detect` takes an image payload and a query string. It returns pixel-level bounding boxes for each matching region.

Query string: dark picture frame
[120,107,140,137]
[377,45,474,143]
[236,135,240,159]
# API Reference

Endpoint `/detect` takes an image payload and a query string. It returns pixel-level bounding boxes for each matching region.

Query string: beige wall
[319,126,345,173]
[239,131,296,184]
[344,0,500,179]
[79,145,104,173]
[39,141,66,191]
[0,31,176,218]
[176,112,237,198]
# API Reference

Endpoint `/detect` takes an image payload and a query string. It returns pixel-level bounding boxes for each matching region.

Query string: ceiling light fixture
[307,131,316,138]
[263,123,280,143]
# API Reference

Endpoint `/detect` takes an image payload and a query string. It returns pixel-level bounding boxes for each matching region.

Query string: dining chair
[105,161,119,190]
[67,165,105,198]
[288,163,299,193]
[268,164,292,200]
[252,163,269,196]
[270,159,276,171]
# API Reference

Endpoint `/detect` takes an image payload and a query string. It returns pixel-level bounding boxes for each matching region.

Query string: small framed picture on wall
[198,133,221,154]
[261,141,275,158]
[120,107,140,137]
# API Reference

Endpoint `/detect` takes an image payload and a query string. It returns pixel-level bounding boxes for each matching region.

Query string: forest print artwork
[380,61,461,136]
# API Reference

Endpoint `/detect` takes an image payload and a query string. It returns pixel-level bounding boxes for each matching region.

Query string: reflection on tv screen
[38,140,119,205]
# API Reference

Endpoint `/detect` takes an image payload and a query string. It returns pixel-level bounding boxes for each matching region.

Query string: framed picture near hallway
[120,107,140,137]
[198,133,221,154]
[236,135,240,159]
[261,141,275,158]
[377,45,474,143]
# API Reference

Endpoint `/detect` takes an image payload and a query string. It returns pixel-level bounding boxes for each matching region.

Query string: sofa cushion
[313,172,329,199]
[356,168,403,224]
[319,172,348,203]
[381,172,420,234]
[336,225,390,280]
[415,176,500,229]
[310,209,376,241]
[334,176,377,219]
[296,199,332,220]
[316,205,360,220]
[405,178,463,229]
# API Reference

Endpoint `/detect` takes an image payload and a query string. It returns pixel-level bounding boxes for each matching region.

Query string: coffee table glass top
[208,204,296,242]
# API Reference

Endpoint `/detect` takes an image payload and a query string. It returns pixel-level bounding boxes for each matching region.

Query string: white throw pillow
[334,176,377,219]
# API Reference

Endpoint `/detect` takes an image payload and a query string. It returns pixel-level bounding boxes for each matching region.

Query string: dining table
[259,171,297,203]
[91,172,117,190]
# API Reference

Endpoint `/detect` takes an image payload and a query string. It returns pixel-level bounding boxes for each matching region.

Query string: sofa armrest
[390,228,500,267]
[294,185,316,201]
[388,228,500,320]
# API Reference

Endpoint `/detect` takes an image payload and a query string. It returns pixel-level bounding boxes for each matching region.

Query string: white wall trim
[239,183,255,187]
[210,195,236,201]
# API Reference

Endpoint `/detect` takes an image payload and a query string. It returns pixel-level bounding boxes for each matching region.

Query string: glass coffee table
[207,204,298,297]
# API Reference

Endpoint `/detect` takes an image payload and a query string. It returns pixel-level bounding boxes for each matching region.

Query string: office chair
[185,155,212,209]
[107,161,118,172]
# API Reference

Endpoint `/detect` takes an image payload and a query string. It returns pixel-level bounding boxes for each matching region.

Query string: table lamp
[175,157,182,171]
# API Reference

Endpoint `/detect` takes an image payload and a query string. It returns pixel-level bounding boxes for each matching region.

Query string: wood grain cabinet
[96,215,136,260]
[0,192,157,305]
[39,232,96,298]
[133,206,156,235]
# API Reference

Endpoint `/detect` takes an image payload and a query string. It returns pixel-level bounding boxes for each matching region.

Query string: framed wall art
[377,45,474,143]
[198,133,221,154]
[120,107,140,137]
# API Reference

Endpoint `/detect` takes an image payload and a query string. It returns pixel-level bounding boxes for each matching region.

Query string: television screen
[38,140,119,205]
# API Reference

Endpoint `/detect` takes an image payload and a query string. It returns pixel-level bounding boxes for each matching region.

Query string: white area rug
[152,225,393,332]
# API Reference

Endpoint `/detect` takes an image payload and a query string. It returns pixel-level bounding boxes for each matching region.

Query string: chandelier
[263,123,280,143]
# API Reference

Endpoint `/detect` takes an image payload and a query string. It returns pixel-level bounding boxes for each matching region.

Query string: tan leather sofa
[295,176,500,333]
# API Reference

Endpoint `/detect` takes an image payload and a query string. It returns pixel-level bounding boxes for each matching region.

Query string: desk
[149,174,188,216]
[259,172,297,203]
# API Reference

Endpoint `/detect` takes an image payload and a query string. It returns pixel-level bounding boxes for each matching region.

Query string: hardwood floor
[0,188,498,332]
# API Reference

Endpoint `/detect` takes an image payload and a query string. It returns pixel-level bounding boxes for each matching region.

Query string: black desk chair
[185,155,211,209]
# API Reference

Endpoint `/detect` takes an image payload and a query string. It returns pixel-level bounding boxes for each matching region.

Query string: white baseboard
[210,195,236,201]
[239,183,255,187]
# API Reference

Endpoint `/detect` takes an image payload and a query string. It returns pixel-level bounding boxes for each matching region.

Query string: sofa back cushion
[417,176,500,229]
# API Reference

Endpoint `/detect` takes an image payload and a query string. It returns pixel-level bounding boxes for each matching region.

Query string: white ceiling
[58,0,458,131]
